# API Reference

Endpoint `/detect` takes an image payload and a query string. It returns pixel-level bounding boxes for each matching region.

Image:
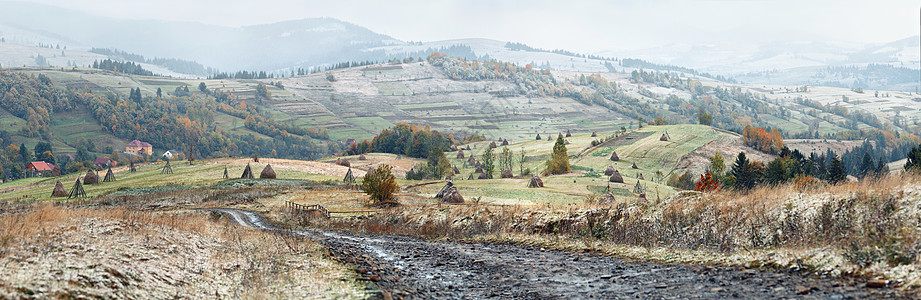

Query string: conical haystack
[241,163,255,179]
[536,134,542,140]
[103,166,116,182]
[637,173,644,180]
[51,180,67,197]
[599,192,616,204]
[660,134,669,141]
[501,139,509,146]
[501,168,513,178]
[610,151,619,161]
[223,167,229,179]
[475,166,484,174]
[638,193,648,202]
[605,166,615,176]
[547,135,552,141]
[358,154,368,160]
[440,186,464,204]
[564,139,570,145]
[83,169,98,185]
[489,141,497,149]
[435,181,454,199]
[260,164,276,179]
[591,131,598,137]
[467,173,475,180]
[528,175,544,188]
[631,162,638,169]
[68,179,86,198]
[609,170,624,183]
[565,129,572,137]
[336,158,351,167]
[453,166,460,174]
[161,160,173,174]
[467,156,476,165]
[477,172,488,179]
[456,150,465,159]
[343,168,356,183]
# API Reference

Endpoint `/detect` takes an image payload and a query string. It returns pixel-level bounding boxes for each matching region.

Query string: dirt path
[213,209,903,299]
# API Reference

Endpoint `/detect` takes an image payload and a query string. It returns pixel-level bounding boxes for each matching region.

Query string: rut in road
[212,208,903,299]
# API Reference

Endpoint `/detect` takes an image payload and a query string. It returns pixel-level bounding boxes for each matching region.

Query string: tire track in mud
[212,208,904,299]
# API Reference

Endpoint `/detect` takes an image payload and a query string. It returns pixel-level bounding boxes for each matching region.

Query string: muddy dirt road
[213,209,902,299]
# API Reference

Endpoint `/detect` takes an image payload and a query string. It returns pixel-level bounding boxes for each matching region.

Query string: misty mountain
[0,1,399,71]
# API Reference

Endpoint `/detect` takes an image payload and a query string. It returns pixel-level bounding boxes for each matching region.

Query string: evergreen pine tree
[828,155,846,184]
[859,152,875,178]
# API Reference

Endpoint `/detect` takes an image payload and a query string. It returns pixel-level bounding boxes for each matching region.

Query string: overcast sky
[21,0,921,52]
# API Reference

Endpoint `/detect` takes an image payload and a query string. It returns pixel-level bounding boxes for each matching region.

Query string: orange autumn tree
[694,172,720,192]
[742,125,783,154]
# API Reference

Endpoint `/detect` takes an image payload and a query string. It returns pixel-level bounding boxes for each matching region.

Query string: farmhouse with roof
[126,140,152,156]
[26,161,53,177]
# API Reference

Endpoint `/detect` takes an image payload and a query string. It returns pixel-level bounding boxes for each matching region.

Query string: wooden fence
[285,201,376,219]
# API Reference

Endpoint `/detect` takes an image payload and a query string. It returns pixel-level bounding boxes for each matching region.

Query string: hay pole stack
[343,168,356,184]
[68,179,86,198]
[223,167,229,179]
[241,163,255,179]
[103,166,116,182]
[161,160,173,175]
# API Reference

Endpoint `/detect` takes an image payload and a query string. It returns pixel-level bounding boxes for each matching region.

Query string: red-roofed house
[126,140,153,156]
[26,161,53,177]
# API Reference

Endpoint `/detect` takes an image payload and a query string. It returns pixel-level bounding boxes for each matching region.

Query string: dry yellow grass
[0,205,367,299]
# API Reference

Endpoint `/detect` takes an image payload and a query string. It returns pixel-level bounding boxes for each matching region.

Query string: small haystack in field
[565,129,572,137]
[358,154,368,160]
[51,180,67,197]
[547,135,552,141]
[161,160,173,174]
[610,152,619,161]
[223,167,229,179]
[241,164,255,179]
[501,168,513,178]
[609,170,624,183]
[535,134,542,140]
[456,150,465,159]
[660,134,669,141]
[631,162,638,169]
[83,169,98,185]
[103,166,116,182]
[435,181,454,198]
[335,158,351,167]
[68,179,86,198]
[489,141,497,149]
[591,131,597,137]
[528,175,544,188]
[477,172,488,179]
[637,173,644,180]
[453,166,460,174]
[467,156,476,166]
[475,165,484,174]
[260,164,276,179]
[252,154,259,162]
[604,166,615,176]
[564,139,570,145]
[598,192,616,204]
[501,139,509,146]
[637,193,648,202]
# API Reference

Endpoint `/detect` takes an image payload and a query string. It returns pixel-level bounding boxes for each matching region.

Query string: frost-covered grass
[0,205,367,299]
[308,173,921,289]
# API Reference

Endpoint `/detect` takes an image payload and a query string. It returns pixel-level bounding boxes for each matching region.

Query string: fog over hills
[0,1,918,90]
